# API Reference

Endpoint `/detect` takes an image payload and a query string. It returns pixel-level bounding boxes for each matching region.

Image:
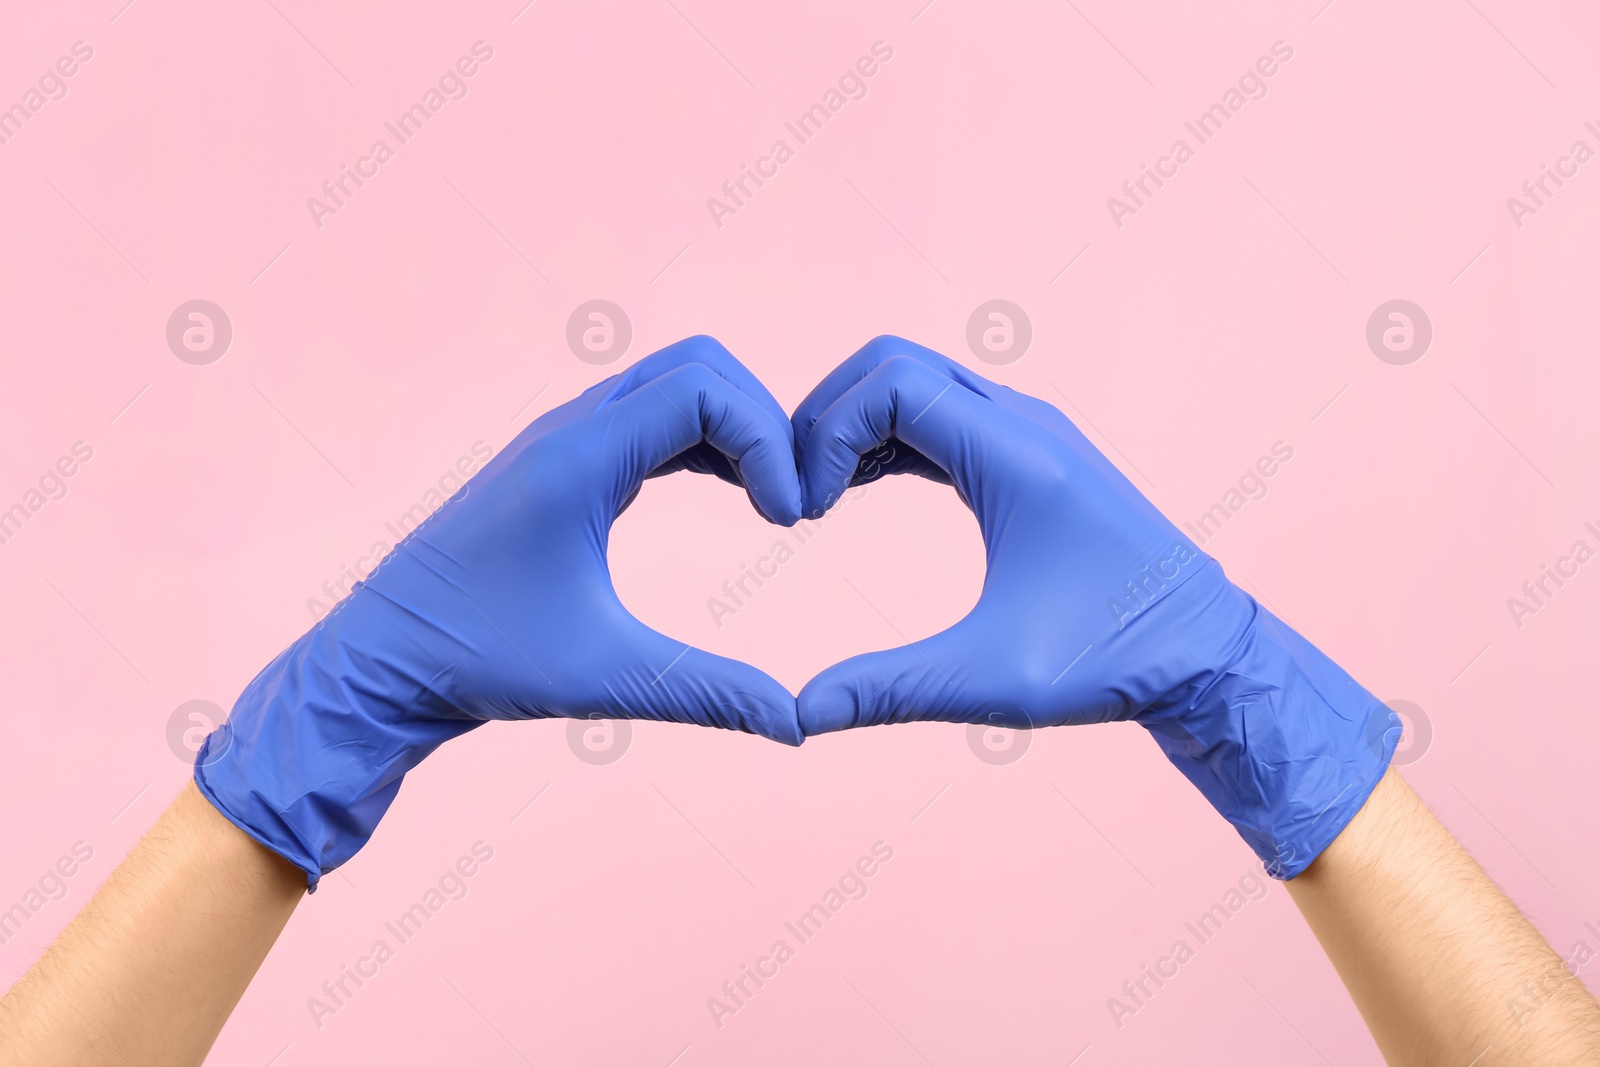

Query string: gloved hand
[792,337,1396,878]
[196,337,804,888]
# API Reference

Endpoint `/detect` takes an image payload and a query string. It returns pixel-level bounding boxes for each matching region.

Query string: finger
[797,341,1170,551]
[602,361,802,525]
[792,335,1001,454]
[608,335,792,431]
[608,631,802,745]
[799,354,1002,519]
[796,630,1003,735]
[607,336,794,490]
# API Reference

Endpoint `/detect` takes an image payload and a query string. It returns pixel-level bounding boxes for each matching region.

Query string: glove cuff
[194,595,475,890]
[1139,597,1398,879]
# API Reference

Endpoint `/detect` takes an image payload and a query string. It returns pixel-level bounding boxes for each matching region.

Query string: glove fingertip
[669,649,803,745]
[760,484,803,528]
[732,683,804,746]
[800,643,963,736]
[766,716,805,747]
[797,673,872,736]
[733,441,803,528]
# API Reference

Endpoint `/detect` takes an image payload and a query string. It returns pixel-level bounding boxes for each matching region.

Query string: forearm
[0,782,304,1067]
[1286,768,1600,1065]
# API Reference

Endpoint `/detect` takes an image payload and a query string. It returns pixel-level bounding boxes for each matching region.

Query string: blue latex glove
[197,337,804,888]
[792,337,1396,878]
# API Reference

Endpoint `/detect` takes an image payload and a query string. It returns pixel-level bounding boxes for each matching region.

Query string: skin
[0,783,302,1066]
[1,772,1596,1064]
[1285,768,1600,1064]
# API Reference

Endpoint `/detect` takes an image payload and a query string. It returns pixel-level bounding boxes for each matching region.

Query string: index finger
[792,335,1002,455]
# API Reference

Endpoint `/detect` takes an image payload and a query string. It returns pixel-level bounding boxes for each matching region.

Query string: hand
[792,337,1395,877]
[197,336,804,886]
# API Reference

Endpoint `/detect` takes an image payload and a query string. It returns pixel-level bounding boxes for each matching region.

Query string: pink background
[3,0,1598,1063]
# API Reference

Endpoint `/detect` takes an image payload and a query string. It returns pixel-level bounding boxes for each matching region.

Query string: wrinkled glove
[197,337,804,888]
[792,337,1395,878]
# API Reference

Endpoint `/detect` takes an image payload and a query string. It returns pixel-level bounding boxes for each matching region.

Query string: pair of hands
[333,332,1246,741]
[197,335,1394,886]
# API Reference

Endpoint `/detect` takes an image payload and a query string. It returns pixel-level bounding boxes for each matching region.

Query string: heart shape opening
[608,466,986,694]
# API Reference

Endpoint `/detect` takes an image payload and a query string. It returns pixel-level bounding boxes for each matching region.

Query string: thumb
[797,633,994,736]
[615,629,803,746]
[601,361,801,526]
[799,355,992,520]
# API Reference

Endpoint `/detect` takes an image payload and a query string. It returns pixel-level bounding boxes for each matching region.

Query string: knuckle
[875,353,928,386]
[861,334,912,359]
[681,333,730,357]
[672,360,721,395]
[1018,456,1075,497]
[677,335,736,372]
